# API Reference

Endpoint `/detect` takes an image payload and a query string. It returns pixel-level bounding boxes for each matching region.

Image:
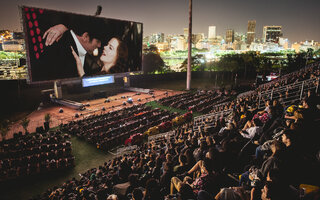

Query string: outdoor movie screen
[21,6,143,83]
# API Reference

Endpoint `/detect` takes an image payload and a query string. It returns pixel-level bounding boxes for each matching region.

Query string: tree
[20,117,30,134]
[306,48,314,61]
[179,54,204,72]
[257,55,272,75]
[314,49,320,58]
[241,53,253,79]
[142,52,165,74]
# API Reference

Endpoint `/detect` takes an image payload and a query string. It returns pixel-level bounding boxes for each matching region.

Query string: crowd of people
[30,63,320,200]
[158,89,235,114]
[202,62,320,118]
[0,131,74,181]
[257,62,320,91]
[62,104,177,151]
[159,62,320,118]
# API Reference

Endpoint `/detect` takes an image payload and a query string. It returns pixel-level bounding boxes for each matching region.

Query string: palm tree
[186,0,192,90]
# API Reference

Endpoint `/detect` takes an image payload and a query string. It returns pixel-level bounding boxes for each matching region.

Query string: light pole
[186,0,192,90]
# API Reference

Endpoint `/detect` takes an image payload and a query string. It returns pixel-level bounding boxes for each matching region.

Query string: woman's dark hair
[97,37,128,74]
[109,37,128,73]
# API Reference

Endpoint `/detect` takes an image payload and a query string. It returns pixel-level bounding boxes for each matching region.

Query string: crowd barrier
[148,130,176,144]
[116,145,138,156]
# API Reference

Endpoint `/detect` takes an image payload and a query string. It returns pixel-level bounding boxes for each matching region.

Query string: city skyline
[0,0,319,43]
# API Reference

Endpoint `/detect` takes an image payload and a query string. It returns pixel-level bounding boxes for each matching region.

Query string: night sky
[0,0,319,42]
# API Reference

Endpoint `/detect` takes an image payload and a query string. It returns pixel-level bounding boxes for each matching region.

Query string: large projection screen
[21,6,142,83]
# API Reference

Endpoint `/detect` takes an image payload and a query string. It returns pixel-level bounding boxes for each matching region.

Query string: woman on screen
[43,24,128,76]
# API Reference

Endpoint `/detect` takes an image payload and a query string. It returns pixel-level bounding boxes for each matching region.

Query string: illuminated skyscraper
[192,33,205,44]
[226,29,234,43]
[263,26,282,43]
[247,20,256,45]
[208,26,216,39]
[150,33,165,43]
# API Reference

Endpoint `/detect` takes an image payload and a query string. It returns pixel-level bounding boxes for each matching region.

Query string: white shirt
[70,30,86,67]
[241,126,262,139]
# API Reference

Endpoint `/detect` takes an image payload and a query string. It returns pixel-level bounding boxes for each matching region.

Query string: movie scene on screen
[21,6,142,83]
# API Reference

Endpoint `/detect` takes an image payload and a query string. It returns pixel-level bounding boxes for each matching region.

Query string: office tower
[208,26,216,39]
[263,26,282,43]
[150,33,165,43]
[247,20,256,45]
[279,37,289,49]
[192,33,204,44]
[226,29,234,43]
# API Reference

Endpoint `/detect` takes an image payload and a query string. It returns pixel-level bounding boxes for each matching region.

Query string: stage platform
[5,89,182,140]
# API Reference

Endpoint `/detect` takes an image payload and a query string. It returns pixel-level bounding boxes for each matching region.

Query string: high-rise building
[263,26,282,43]
[279,37,289,49]
[170,36,186,51]
[150,33,165,44]
[226,29,234,43]
[143,36,150,45]
[192,33,205,44]
[208,26,216,39]
[247,20,256,45]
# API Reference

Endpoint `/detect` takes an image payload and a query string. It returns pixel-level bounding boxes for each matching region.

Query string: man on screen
[44,24,129,76]
[31,15,104,82]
